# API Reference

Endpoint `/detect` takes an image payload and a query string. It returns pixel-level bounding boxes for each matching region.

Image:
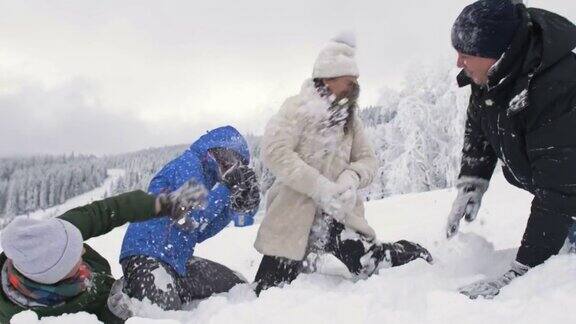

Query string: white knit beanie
[312,31,359,79]
[1,217,84,284]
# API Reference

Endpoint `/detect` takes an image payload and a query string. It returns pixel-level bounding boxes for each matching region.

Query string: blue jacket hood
[189,126,250,164]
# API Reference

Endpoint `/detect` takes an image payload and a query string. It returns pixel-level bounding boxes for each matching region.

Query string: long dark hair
[313,78,356,134]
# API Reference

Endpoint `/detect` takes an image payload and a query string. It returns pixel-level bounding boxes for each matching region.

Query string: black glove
[158,178,208,221]
[221,165,249,189]
[230,180,260,213]
[385,240,434,267]
[222,165,260,212]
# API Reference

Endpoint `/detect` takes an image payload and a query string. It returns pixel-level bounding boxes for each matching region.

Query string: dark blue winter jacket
[120,126,256,275]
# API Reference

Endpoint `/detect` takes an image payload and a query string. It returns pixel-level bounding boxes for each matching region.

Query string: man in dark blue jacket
[115,126,260,314]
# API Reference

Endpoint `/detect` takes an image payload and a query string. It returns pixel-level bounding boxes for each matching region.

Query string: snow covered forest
[0,155,107,226]
[360,62,470,199]
[104,145,187,195]
[0,60,469,225]
[0,147,183,225]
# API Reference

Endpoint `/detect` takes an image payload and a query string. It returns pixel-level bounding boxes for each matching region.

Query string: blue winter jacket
[120,126,257,275]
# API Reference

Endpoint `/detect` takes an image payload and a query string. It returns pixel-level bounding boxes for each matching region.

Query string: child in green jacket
[0,179,207,323]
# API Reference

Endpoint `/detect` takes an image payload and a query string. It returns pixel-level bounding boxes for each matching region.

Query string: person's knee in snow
[120,256,182,311]
[254,255,303,296]
[178,257,247,301]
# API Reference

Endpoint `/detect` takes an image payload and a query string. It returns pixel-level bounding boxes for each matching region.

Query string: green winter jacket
[0,190,157,324]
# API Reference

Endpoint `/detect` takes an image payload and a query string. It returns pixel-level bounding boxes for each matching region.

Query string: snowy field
[8,171,576,324]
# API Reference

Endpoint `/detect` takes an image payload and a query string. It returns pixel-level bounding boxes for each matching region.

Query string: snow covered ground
[9,171,576,324]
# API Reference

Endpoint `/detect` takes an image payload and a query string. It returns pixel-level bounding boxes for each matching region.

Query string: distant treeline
[0,155,107,222]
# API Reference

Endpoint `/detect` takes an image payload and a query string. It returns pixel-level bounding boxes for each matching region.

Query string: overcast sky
[0,0,574,157]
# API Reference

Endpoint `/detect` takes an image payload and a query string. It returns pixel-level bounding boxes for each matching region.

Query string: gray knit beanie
[1,217,84,284]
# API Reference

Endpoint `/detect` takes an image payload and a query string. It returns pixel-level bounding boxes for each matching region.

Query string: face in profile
[456,52,498,86]
[323,76,359,100]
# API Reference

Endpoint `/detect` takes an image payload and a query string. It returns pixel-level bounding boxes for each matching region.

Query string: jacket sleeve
[458,101,498,181]
[148,158,178,195]
[261,100,333,198]
[149,151,233,238]
[518,86,576,267]
[192,184,232,243]
[348,117,378,189]
[58,190,157,241]
[197,207,258,243]
[231,208,257,227]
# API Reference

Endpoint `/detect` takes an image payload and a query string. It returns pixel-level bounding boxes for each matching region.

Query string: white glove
[107,278,133,320]
[312,170,362,220]
[446,176,489,238]
[334,188,357,214]
[311,177,348,220]
[331,170,361,218]
[459,261,529,299]
[337,170,360,191]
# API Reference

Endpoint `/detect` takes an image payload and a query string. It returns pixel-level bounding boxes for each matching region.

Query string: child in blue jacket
[114,126,259,314]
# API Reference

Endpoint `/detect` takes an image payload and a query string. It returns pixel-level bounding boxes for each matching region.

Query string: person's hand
[107,278,133,320]
[223,165,261,213]
[333,188,357,216]
[221,163,241,188]
[311,179,348,220]
[459,261,529,299]
[332,170,361,216]
[337,170,360,189]
[446,177,489,238]
[157,178,208,222]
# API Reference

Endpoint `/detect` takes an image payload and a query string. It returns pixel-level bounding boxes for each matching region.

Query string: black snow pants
[254,218,392,295]
[121,255,246,310]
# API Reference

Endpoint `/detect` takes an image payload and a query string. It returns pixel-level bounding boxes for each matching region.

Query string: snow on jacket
[456,5,576,267]
[120,126,256,275]
[254,79,378,261]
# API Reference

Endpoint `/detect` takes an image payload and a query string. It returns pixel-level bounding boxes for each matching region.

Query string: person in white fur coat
[253,32,433,294]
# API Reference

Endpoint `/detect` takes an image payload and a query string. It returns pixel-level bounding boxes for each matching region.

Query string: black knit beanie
[451,0,521,59]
